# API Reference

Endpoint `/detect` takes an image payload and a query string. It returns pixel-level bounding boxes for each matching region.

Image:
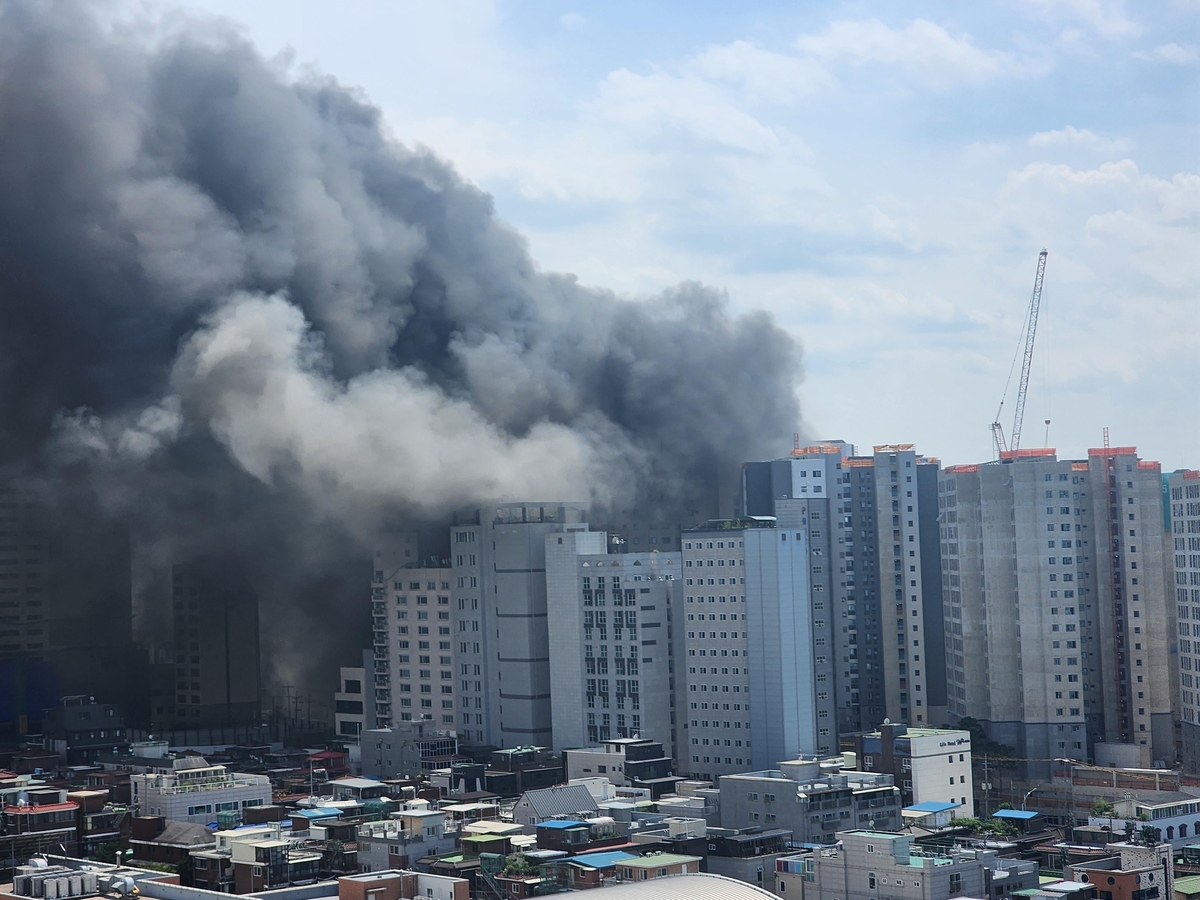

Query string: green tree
[1091,798,1115,816]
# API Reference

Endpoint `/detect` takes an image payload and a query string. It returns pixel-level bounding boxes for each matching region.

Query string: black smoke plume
[0,2,803,716]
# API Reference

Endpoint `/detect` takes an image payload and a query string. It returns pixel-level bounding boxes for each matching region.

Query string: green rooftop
[617,854,701,869]
[1175,875,1200,896]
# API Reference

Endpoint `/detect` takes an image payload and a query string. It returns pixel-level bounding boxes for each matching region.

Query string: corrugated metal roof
[906,801,959,813]
[522,784,599,820]
[537,820,588,830]
[993,809,1039,820]
[1175,875,1200,896]
[583,873,777,898]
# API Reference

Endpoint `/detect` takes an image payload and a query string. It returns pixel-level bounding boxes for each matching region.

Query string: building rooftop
[521,784,599,820]
[616,853,702,869]
[537,820,589,830]
[993,810,1039,821]
[1173,876,1200,896]
[568,851,637,869]
[906,802,960,813]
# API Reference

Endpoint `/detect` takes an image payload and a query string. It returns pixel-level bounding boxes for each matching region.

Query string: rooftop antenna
[793,433,801,457]
[1103,426,1110,450]
[1044,419,1051,447]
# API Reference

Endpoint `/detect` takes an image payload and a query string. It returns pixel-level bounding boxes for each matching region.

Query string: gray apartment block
[941,447,1174,771]
[680,512,836,781]
[545,534,680,757]
[743,443,944,733]
[1167,469,1200,770]
[719,759,901,844]
[450,502,589,749]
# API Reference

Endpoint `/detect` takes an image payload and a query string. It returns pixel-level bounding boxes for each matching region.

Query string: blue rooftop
[295,808,343,819]
[568,851,637,869]
[993,809,1039,820]
[537,820,589,830]
[906,801,959,813]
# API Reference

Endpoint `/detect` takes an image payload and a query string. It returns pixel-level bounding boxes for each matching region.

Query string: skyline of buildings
[332,437,1200,792]
[6,431,1200,789]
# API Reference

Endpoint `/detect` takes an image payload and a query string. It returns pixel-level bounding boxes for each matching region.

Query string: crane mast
[992,249,1048,456]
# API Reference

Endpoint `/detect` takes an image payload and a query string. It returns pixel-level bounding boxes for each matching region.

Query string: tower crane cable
[992,249,1048,456]
[1010,249,1048,451]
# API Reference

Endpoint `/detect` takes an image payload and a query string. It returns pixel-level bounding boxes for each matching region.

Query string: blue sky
[165,0,1199,468]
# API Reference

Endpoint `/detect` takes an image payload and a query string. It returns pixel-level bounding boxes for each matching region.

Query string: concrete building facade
[169,560,260,728]
[370,536,456,731]
[451,502,589,749]
[742,443,945,733]
[942,447,1174,771]
[545,535,678,756]
[680,514,835,781]
[852,724,974,817]
[130,756,270,824]
[719,759,901,844]
[1169,469,1200,770]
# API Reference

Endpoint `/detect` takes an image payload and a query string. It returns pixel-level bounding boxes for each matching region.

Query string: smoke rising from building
[0,3,803,704]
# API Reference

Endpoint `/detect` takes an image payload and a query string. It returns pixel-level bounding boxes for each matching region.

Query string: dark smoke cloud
[0,2,803,706]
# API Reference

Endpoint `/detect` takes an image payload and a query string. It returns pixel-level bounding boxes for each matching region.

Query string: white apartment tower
[545,534,680,757]
[941,447,1173,772]
[450,502,589,749]
[1167,469,1200,770]
[370,534,457,731]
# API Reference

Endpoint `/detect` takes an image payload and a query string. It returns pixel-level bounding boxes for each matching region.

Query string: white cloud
[793,18,1033,88]
[1018,0,1142,39]
[1028,125,1132,152]
[560,12,586,31]
[1134,42,1199,64]
[689,40,833,103]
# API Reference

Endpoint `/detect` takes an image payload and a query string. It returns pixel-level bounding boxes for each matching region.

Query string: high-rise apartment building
[742,443,945,732]
[450,502,589,749]
[169,559,261,728]
[942,447,1174,771]
[1167,469,1200,770]
[545,534,680,756]
[0,483,137,733]
[679,514,835,781]
[370,535,456,731]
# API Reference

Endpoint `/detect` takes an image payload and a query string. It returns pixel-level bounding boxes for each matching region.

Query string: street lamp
[1022,787,1039,812]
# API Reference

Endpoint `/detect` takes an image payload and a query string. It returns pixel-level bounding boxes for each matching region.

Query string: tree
[1091,799,1115,817]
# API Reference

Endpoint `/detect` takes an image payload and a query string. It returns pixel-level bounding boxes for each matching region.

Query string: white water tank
[68,876,81,896]
[43,880,56,900]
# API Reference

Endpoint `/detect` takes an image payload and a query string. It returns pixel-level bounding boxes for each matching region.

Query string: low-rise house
[357,808,457,871]
[337,870,468,900]
[512,783,599,829]
[129,816,214,866]
[615,852,702,882]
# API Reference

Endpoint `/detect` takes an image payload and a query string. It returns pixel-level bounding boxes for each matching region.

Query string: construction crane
[992,249,1049,456]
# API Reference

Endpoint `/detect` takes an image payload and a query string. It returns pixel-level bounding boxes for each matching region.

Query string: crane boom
[1009,249,1048,451]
